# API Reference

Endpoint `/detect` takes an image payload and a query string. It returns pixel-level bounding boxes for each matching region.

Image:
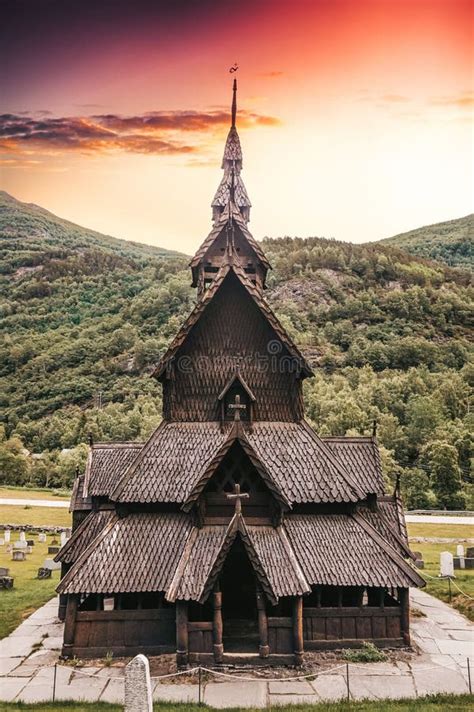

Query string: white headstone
[12,550,26,561]
[4,530,11,543]
[60,531,67,546]
[125,654,152,712]
[103,596,115,611]
[38,533,46,543]
[43,558,61,571]
[0,538,4,546]
[440,551,454,578]
[456,544,465,557]
[19,531,26,542]
[14,540,27,550]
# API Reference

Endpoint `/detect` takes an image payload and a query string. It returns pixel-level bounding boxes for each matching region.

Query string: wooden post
[399,587,410,645]
[256,586,269,658]
[63,594,78,656]
[292,595,304,666]
[176,600,189,667]
[213,582,224,663]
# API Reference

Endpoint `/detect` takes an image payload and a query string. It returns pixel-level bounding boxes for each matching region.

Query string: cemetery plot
[0,528,61,638]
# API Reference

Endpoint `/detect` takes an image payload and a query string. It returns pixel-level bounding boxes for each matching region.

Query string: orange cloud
[429,91,474,108]
[0,108,280,158]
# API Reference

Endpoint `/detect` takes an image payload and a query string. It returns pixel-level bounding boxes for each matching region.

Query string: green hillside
[0,194,472,508]
[380,214,473,269]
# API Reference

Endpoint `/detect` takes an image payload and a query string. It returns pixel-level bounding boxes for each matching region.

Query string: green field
[0,487,71,501]
[0,530,61,638]
[406,523,474,621]
[0,694,472,712]
[0,505,72,529]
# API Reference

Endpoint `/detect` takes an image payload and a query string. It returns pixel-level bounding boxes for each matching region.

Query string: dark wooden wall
[163,272,303,422]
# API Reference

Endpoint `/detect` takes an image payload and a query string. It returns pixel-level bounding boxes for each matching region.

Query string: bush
[342,641,387,663]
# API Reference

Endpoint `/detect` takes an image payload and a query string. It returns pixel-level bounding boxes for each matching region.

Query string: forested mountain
[380,214,473,269]
[0,193,472,509]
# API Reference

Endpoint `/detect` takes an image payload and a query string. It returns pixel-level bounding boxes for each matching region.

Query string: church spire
[211,78,251,223]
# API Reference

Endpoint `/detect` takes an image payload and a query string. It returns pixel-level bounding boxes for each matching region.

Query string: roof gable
[154,266,312,380]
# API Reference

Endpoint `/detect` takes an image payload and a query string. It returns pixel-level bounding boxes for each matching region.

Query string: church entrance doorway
[219,536,259,653]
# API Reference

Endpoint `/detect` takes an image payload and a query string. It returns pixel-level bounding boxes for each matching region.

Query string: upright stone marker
[0,538,4,546]
[12,551,26,561]
[4,530,10,543]
[38,533,46,543]
[60,531,67,546]
[19,531,26,542]
[125,654,152,712]
[440,551,454,578]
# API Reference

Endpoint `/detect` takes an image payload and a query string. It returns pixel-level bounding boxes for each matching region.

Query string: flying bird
[229,63,239,73]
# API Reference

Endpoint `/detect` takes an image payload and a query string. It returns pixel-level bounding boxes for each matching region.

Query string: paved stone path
[405,514,473,525]
[0,591,472,705]
[0,497,69,508]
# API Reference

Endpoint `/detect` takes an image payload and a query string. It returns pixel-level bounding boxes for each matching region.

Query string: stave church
[56,80,423,665]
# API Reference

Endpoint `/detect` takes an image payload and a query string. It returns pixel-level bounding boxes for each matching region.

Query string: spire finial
[231,78,237,128]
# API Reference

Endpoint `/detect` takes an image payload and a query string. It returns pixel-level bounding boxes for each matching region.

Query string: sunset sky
[1,0,472,253]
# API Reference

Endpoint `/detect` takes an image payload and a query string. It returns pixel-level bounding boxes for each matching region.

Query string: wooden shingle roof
[284,513,424,589]
[57,513,193,595]
[69,474,91,512]
[55,510,114,564]
[323,436,384,495]
[112,420,365,505]
[84,442,143,498]
[154,265,310,380]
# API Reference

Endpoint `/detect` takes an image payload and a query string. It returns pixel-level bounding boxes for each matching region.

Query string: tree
[426,441,465,509]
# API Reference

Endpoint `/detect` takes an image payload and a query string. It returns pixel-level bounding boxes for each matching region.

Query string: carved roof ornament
[228,394,246,422]
[211,77,251,222]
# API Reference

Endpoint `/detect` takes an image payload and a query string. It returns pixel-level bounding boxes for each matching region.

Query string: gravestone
[26,546,33,554]
[0,538,4,546]
[0,576,13,589]
[60,531,68,546]
[6,544,12,554]
[37,567,52,579]
[125,654,152,712]
[48,546,60,554]
[0,567,9,576]
[19,531,26,542]
[4,530,11,543]
[43,558,61,571]
[440,551,454,578]
[12,551,26,561]
[103,596,115,611]
[454,544,465,570]
[27,539,34,547]
[467,547,474,559]
[412,550,424,569]
[38,533,46,543]
[14,540,27,550]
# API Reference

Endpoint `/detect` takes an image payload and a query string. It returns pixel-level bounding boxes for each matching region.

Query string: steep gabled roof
[166,514,309,605]
[182,423,290,511]
[83,442,143,498]
[190,204,270,279]
[322,436,384,495]
[218,372,256,402]
[154,265,312,380]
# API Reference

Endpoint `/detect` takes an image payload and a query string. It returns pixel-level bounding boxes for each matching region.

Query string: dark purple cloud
[0,108,280,157]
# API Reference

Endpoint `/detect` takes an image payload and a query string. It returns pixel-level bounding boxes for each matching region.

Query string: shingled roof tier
[69,474,91,513]
[58,513,193,595]
[284,513,424,589]
[55,510,114,564]
[322,436,384,495]
[112,420,367,505]
[356,504,414,561]
[58,510,423,598]
[84,442,143,498]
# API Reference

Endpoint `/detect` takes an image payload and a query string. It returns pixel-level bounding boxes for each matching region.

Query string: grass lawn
[0,530,61,639]
[406,523,474,622]
[0,693,472,711]
[0,505,72,529]
[0,487,70,501]
[407,523,474,540]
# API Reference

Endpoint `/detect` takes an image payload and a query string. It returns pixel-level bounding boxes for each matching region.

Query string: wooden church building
[57,81,423,665]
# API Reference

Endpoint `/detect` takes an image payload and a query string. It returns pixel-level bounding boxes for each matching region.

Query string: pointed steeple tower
[211,79,252,223]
